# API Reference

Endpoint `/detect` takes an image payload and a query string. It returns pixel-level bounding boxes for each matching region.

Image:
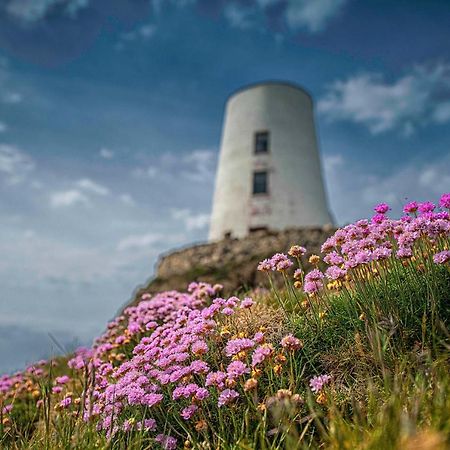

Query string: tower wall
[209,82,333,242]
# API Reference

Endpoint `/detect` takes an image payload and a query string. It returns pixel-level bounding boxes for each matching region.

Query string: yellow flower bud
[308,255,320,265]
[244,378,258,391]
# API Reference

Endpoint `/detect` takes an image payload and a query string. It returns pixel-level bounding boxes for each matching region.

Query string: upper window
[254,131,269,154]
[253,171,268,195]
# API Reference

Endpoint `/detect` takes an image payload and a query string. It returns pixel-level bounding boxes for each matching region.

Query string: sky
[0,0,449,373]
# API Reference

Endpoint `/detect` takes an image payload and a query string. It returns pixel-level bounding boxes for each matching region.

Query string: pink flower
[181,404,198,420]
[59,397,72,408]
[191,340,208,356]
[305,269,324,282]
[418,201,436,214]
[374,203,390,214]
[294,268,303,279]
[325,265,347,281]
[240,297,254,308]
[288,245,307,257]
[276,258,293,271]
[280,334,302,351]
[257,259,274,271]
[226,360,250,380]
[403,201,418,214]
[433,250,450,264]
[145,393,164,407]
[225,338,255,357]
[304,280,323,294]
[55,375,70,385]
[251,344,273,367]
[218,389,239,407]
[155,434,177,450]
[2,404,12,414]
[136,418,156,431]
[323,252,344,265]
[206,371,226,390]
[372,213,386,224]
[194,387,210,401]
[221,307,234,316]
[190,360,210,374]
[439,193,450,209]
[309,374,331,393]
[397,247,413,258]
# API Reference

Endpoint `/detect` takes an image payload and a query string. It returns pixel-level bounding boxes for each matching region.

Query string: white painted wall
[209,82,333,242]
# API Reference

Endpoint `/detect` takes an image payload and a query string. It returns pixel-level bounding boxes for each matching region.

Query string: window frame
[254,131,270,155]
[252,170,269,195]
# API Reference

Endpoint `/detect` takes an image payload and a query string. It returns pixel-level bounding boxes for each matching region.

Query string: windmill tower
[209,81,333,242]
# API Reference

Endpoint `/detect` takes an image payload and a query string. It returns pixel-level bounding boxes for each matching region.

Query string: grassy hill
[1,194,449,449]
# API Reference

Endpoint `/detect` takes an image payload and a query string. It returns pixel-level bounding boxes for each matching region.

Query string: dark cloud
[0,0,151,66]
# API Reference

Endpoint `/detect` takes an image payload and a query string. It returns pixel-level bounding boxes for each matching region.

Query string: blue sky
[0,0,449,372]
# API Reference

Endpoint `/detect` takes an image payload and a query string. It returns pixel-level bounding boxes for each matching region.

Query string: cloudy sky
[0,0,449,372]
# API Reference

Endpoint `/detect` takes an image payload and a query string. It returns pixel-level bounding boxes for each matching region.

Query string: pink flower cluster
[256,194,449,299]
[258,253,293,272]
[63,282,300,445]
[318,194,450,284]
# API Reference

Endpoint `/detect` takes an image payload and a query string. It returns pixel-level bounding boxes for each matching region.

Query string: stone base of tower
[128,226,336,306]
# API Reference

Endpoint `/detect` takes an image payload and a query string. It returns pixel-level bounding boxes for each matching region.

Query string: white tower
[209,81,333,242]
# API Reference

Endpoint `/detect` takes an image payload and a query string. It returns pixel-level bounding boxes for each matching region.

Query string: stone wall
[131,226,335,304]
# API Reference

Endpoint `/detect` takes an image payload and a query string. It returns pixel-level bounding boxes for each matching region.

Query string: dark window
[254,131,269,154]
[253,171,268,195]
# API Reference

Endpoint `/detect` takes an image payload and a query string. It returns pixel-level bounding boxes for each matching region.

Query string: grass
[1,204,449,449]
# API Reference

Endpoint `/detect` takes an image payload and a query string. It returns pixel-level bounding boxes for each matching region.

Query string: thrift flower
[309,374,331,393]
[418,201,436,213]
[226,360,250,380]
[155,434,177,450]
[433,250,450,264]
[240,297,254,308]
[374,203,390,214]
[439,193,450,209]
[403,201,418,214]
[280,334,303,351]
[288,245,306,257]
[181,404,198,420]
[218,389,239,407]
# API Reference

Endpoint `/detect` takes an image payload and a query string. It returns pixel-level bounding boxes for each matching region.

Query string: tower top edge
[226,81,313,103]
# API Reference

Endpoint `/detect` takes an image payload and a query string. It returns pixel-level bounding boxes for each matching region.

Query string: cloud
[285,0,347,32]
[133,165,158,179]
[204,0,346,34]
[133,149,217,183]
[0,144,34,185]
[318,62,450,135]
[5,0,89,23]
[50,189,90,208]
[323,151,450,224]
[2,91,22,104]
[119,193,136,206]
[182,149,216,182]
[76,178,109,195]
[99,148,114,159]
[0,121,7,133]
[223,4,254,30]
[0,0,152,66]
[0,58,23,105]
[171,208,210,231]
[115,22,156,50]
[117,232,161,251]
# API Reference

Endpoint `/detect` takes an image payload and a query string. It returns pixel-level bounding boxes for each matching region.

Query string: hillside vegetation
[1,194,450,449]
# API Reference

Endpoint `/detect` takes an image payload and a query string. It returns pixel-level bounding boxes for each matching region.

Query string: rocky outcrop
[130,227,336,305]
